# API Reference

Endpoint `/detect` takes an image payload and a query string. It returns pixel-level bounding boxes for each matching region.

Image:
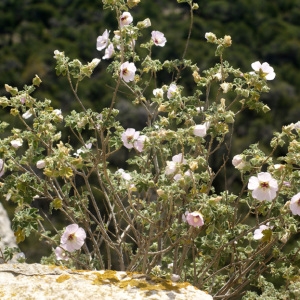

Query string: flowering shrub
[2,0,300,299]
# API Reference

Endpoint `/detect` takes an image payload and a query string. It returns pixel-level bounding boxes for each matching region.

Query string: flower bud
[158,104,167,112]
[156,189,164,196]
[262,105,270,113]
[224,35,232,47]
[5,84,18,96]
[32,74,42,86]
[205,32,217,43]
[137,18,151,29]
[192,70,201,83]
[192,3,199,10]
[189,161,198,171]
[127,0,140,8]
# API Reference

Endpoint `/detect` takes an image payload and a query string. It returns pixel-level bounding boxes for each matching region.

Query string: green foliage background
[1,0,300,262]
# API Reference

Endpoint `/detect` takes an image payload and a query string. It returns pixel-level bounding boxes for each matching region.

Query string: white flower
[167,263,173,269]
[193,124,207,137]
[96,29,110,51]
[165,161,177,175]
[167,83,178,99]
[153,88,164,98]
[253,223,272,240]
[290,192,300,216]
[205,32,217,42]
[11,139,23,149]
[121,128,140,149]
[248,172,278,201]
[117,168,132,181]
[232,154,245,170]
[102,43,114,60]
[53,109,62,116]
[214,71,222,81]
[165,153,187,175]
[134,135,147,152]
[0,159,4,177]
[22,110,32,119]
[172,153,187,164]
[53,50,64,59]
[151,31,167,47]
[60,224,86,252]
[88,58,101,69]
[173,173,182,181]
[55,246,69,261]
[170,274,180,282]
[36,160,46,169]
[251,61,276,80]
[120,62,136,82]
[293,121,300,130]
[53,109,63,122]
[120,12,133,27]
[75,143,92,156]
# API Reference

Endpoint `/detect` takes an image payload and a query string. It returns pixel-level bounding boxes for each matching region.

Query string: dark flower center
[68,233,75,241]
[260,181,269,189]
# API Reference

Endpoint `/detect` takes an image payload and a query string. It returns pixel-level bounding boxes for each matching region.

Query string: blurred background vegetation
[1,0,300,262]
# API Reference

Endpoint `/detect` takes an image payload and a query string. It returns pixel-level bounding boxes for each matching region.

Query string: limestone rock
[0,263,213,300]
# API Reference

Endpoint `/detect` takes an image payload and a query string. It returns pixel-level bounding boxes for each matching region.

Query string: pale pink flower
[193,124,208,137]
[153,88,164,98]
[172,153,187,164]
[11,139,23,149]
[20,97,26,104]
[120,12,133,27]
[253,223,272,240]
[248,172,278,201]
[185,211,204,227]
[165,161,177,175]
[167,83,178,99]
[121,128,140,149]
[290,192,300,216]
[120,62,136,82]
[173,173,182,181]
[60,224,86,252]
[251,61,276,80]
[102,43,114,60]
[134,135,147,152]
[170,274,180,282]
[165,153,187,175]
[36,160,46,169]
[55,246,69,261]
[151,31,167,47]
[22,110,32,119]
[232,154,245,170]
[96,29,110,51]
[117,168,132,181]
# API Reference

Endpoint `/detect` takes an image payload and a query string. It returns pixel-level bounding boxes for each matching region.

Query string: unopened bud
[127,0,140,8]
[137,18,151,29]
[205,32,217,43]
[192,70,201,83]
[224,35,232,47]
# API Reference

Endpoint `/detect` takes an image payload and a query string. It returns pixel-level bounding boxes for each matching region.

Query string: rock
[0,203,17,251]
[0,263,213,300]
